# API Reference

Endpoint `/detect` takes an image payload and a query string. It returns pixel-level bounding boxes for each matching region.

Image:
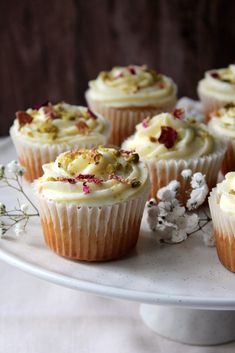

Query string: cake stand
[1,138,235,346]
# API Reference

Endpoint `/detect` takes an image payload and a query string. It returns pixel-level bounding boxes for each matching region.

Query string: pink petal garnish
[33,101,49,110]
[159,82,166,89]
[76,121,89,134]
[142,117,150,128]
[158,126,178,149]
[83,182,90,194]
[172,108,185,120]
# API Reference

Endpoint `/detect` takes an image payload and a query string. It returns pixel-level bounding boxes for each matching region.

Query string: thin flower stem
[15,175,39,215]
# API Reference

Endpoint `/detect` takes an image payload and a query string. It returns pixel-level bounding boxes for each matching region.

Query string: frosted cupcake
[209,173,235,272]
[10,102,110,182]
[208,102,235,174]
[198,64,235,121]
[86,65,177,145]
[122,111,226,201]
[35,147,150,261]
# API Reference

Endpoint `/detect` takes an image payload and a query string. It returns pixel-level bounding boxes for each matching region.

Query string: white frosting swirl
[11,102,110,145]
[198,64,235,101]
[217,172,235,215]
[37,147,149,206]
[209,103,235,138]
[122,112,215,161]
[86,65,177,108]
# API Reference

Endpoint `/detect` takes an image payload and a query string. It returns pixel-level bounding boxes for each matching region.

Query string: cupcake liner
[198,88,231,123]
[221,139,235,175]
[10,126,110,182]
[208,189,235,272]
[35,185,150,261]
[86,96,176,146]
[147,143,226,203]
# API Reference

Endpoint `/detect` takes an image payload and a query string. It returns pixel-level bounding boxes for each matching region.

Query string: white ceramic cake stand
[1,138,235,346]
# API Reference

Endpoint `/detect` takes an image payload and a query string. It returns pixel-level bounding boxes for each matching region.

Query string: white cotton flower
[20,204,29,213]
[14,222,25,237]
[171,228,188,243]
[167,180,180,192]
[190,172,206,189]
[172,205,185,218]
[181,169,192,179]
[157,187,176,202]
[187,184,209,210]
[0,202,6,215]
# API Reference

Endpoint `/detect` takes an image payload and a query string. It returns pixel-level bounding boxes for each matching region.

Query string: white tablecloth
[1,137,235,353]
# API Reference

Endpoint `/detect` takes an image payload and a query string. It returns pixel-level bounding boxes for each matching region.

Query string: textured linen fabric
[0,136,235,353]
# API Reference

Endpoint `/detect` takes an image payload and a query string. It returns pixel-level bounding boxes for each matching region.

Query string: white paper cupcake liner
[197,88,232,123]
[221,139,235,175]
[208,189,235,272]
[86,96,176,146]
[10,126,110,182]
[147,142,226,203]
[35,184,150,261]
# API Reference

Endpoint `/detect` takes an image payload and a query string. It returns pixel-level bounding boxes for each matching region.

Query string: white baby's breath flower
[14,222,25,237]
[157,187,176,202]
[167,180,180,192]
[187,184,209,210]
[20,204,29,213]
[7,160,25,176]
[181,169,192,179]
[0,164,5,179]
[0,202,6,215]
[190,172,205,189]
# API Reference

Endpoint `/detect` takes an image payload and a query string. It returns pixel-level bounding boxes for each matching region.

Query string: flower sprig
[0,161,39,237]
[146,169,212,245]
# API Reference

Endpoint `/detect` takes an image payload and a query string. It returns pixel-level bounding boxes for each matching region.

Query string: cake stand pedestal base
[140,304,235,346]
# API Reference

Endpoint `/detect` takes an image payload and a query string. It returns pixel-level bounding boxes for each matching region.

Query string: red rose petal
[32,101,49,110]
[16,111,33,126]
[158,126,178,149]
[43,105,59,120]
[210,72,220,79]
[128,66,136,75]
[172,108,185,120]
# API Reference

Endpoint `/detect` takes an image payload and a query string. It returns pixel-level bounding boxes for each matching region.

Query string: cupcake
[209,173,235,272]
[198,64,235,121]
[122,111,226,202]
[208,102,235,174]
[35,147,150,261]
[10,102,110,182]
[86,65,177,145]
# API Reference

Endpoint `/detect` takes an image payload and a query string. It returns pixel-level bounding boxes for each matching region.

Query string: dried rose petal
[87,108,98,120]
[158,126,178,149]
[76,121,89,134]
[75,174,103,184]
[43,105,59,120]
[32,101,49,110]
[159,82,166,89]
[128,66,136,75]
[142,116,150,128]
[83,182,90,194]
[172,108,184,120]
[16,111,33,126]
[210,72,220,79]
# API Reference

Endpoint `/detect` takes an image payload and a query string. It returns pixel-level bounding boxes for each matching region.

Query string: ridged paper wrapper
[209,188,235,272]
[35,183,150,262]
